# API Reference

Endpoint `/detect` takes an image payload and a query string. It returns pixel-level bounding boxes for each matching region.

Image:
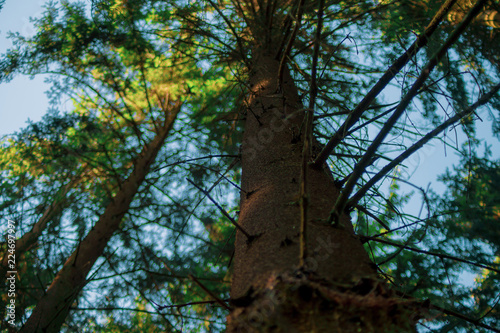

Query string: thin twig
[172,159,239,246]
[188,274,231,310]
[186,178,252,239]
[360,235,500,274]
[392,291,500,332]
[277,0,306,91]
[152,154,239,173]
[205,0,248,66]
[298,0,325,268]
[157,300,227,310]
[429,304,500,333]
[353,204,389,230]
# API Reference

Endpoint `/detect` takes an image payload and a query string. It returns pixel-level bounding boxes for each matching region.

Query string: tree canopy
[1,0,499,332]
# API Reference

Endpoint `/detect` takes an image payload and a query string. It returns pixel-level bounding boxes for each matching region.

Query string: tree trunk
[20,105,180,333]
[227,47,421,332]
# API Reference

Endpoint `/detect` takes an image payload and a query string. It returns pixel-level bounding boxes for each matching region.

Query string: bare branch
[277,0,306,91]
[206,0,248,66]
[0,165,89,277]
[428,304,500,333]
[328,0,489,226]
[188,274,231,310]
[186,178,252,240]
[360,235,500,275]
[349,81,500,206]
[313,0,460,167]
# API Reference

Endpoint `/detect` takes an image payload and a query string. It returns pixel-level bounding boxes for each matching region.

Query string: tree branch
[360,235,500,274]
[186,178,252,240]
[313,0,460,168]
[188,274,231,310]
[327,0,488,226]
[349,81,500,206]
[19,101,182,333]
[277,0,306,91]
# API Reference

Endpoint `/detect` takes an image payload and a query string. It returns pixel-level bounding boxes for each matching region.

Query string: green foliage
[436,149,500,319]
[1,0,499,331]
[1,0,238,331]
[368,145,500,331]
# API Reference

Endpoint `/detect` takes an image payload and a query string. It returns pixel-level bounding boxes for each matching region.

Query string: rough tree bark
[224,0,493,330]
[226,46,421,332]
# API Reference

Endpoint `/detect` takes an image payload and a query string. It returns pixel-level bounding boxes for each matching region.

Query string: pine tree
[1,0,499,332]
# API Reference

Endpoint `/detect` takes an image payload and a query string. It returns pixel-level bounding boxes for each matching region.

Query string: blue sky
[0,0,49,136]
